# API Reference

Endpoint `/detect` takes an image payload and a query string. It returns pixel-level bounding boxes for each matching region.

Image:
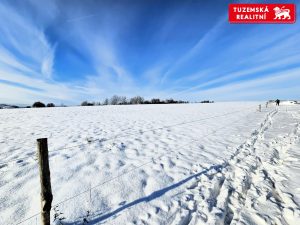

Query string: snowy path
[170,107,300,225]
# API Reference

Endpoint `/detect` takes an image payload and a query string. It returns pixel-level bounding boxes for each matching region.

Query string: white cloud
[0,1,87,104]
[160,15,227,84]
[0,2,56,79]
[171,53,300,97]
[41,44,56,79]
[179,67,300,101]
[0,46,35,75]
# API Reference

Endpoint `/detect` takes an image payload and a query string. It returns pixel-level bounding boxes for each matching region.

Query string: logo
[229,4,296,23]
[273,6,291,20]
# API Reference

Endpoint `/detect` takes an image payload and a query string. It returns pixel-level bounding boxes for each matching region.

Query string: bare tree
[110,95,120,105]
[103,98,109,105]
[119,96,127,105]
[130,96,144,104]
[151,98,162,104]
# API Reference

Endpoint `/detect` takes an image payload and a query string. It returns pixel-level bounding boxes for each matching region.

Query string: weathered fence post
[37,138,53,225]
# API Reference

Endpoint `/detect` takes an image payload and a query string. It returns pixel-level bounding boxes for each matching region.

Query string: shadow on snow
[63,164,225,225]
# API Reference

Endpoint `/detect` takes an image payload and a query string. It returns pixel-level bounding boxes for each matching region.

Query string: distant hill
[0,104,20,109]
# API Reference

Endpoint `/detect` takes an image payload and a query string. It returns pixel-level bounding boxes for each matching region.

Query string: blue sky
[0,0,299,105]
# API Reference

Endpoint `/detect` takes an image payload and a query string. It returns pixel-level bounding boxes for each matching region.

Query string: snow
[0,102,299,225]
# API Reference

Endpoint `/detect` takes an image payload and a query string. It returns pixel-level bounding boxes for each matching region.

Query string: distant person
[266,102,268,108]
[276,99,280,106]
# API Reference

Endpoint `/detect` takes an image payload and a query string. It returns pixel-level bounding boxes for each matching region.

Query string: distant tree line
[32,102,56,108]
[199,100,214,103]
[0,104,19,109]
[1,98,215,110]
[81,95,189,106]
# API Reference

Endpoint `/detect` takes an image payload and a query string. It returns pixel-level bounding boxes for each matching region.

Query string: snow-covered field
[0,102,299,225]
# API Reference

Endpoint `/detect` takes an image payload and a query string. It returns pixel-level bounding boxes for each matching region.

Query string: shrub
[200,100,214,103]
[32,102,46,108]
[151,98,164,104]
[47,103,55,107]
[166,99,176,104]
[81,101,94,106]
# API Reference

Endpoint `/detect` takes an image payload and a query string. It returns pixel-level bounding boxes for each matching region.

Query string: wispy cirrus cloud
[0,0,138,104]
[0,1,65,104]
[171,52,300,97]
[157,6,300,100]
[178,67,300,101]
[0,1,57,78]
[159,15,227,84]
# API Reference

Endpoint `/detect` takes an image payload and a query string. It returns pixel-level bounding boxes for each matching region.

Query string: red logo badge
[229,4,296,23]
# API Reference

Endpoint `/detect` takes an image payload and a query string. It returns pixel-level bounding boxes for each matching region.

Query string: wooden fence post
[37,138,53,225]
